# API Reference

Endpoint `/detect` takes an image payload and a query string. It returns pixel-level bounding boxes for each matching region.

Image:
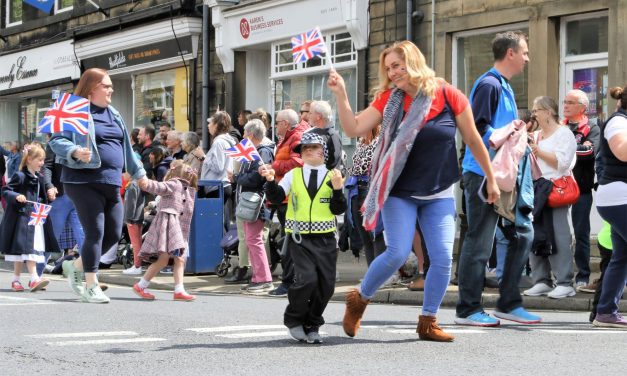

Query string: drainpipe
[406,0,413,41]
[201,4,210,152]
[431,0,435,67]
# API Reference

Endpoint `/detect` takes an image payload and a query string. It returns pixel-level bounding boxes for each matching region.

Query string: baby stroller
[216,223,239,277]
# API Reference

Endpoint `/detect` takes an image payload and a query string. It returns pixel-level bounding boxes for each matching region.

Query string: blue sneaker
[454,311,500,327]
[494,307,542,324]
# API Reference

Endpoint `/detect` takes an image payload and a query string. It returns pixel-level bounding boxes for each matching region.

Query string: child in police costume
[262,132,346,344]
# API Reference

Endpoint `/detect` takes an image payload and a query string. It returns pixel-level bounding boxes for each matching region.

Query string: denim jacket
[508,147,534,228]
[48,105,145,180]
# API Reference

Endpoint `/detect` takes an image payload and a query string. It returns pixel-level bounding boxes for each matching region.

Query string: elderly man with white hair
[306,100,343,171]
[165,130,187,160]
[562,89,601,293]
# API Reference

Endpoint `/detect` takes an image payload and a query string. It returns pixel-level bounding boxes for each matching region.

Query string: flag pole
[320,26,334,72]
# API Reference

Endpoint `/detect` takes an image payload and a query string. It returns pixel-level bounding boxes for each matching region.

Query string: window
[453,25,529,110]
[272,31,357,77]
[24,95,56,144]
[6,0,22,26]
[560,12,609,123]
[272,31,358,149]
[133,68,189,131]
[565,16,608,56]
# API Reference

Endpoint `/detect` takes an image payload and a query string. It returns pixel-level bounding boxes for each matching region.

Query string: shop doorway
[563,60,609,124]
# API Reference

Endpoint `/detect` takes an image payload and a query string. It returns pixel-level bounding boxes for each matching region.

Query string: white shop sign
[208,0,368,72]
[0,40,80,92]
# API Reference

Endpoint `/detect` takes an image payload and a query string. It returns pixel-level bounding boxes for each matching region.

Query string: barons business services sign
[0,40,80,93]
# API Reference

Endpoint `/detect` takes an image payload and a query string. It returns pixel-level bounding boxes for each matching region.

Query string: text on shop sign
[0,56,38,89]
[239,15,284,39]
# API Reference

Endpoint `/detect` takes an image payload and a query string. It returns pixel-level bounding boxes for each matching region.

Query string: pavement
[2,251,624,313]
[90,251,626,313]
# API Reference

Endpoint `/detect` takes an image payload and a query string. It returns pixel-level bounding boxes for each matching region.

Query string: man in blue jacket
[456,31,541,326]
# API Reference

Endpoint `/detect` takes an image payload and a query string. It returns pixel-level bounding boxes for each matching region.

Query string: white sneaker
[123,265,143,275]
[523,283,553,296]
[575,281,587,290]
[547,285,576,299]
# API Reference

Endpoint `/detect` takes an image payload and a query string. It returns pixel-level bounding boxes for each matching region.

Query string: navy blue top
[390,103,460,197]
[62,104,124,186]
[470,74,501,136]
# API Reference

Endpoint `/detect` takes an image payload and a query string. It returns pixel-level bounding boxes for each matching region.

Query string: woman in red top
[328,40,499,342]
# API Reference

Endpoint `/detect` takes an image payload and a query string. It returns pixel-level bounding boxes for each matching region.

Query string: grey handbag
[235,191,265,222]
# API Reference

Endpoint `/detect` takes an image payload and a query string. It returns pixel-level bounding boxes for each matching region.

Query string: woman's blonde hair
[362,124,381,145]
[164,159,198,188]
[374,40,438,100]
[19,142,46,171]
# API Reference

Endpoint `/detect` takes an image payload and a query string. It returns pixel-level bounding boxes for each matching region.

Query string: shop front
[0,40,81,145]
[74,17,202,132]
[208,0,368,155]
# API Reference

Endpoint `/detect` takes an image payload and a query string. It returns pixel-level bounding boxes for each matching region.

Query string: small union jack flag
[225,139,261,163]
[291,27,328,64]
[37,93,90,135]
[29,202,52,226]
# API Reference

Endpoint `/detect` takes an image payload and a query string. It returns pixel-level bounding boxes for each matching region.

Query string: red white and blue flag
[225,139,261,163]
[291,27,328,64]
[29,203,52,226]
[37,93,90,135]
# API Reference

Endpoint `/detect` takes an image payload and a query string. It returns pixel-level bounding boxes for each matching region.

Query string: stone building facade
[0,0,225,145]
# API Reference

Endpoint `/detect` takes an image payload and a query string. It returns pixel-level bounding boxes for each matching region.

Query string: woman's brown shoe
[343,288,369,337]
[417,315,454,342]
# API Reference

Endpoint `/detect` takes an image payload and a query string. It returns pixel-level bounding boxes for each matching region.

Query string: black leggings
[65,183,124,273]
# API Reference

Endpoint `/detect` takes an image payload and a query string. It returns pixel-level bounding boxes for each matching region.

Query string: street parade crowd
[1,31,626,344]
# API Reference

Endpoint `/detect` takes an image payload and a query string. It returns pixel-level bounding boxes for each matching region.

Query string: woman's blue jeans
[360,196,455,315]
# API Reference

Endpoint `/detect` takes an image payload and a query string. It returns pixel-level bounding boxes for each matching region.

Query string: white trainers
[81,284,110,304]
[547,285,576,299]
[123,265,143,275]
[523,283,553,296]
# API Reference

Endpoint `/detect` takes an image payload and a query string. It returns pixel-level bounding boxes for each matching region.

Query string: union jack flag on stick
[28,202,52,226]
[225,139,261,163]
[291,27,331,67]
[37,93,90,135]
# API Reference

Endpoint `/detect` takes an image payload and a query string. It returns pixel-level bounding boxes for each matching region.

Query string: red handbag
[547,175,580,208]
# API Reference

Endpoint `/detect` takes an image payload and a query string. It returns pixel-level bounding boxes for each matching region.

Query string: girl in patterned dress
[0,143,60,292]
[132,160,198,301]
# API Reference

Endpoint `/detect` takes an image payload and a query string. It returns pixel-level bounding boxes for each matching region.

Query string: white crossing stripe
[0,294,56,306]
[386,328,486,334]
[216,331,290,339]
[540,329,627,334]
[26,331,138,339]
[45,338,167,346]
[186,325,285,333]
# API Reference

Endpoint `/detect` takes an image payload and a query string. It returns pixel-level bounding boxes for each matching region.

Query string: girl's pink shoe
[11,281,24,292]
[29,279,49,292]
[173,292,196,301]
[133,283,155,300]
